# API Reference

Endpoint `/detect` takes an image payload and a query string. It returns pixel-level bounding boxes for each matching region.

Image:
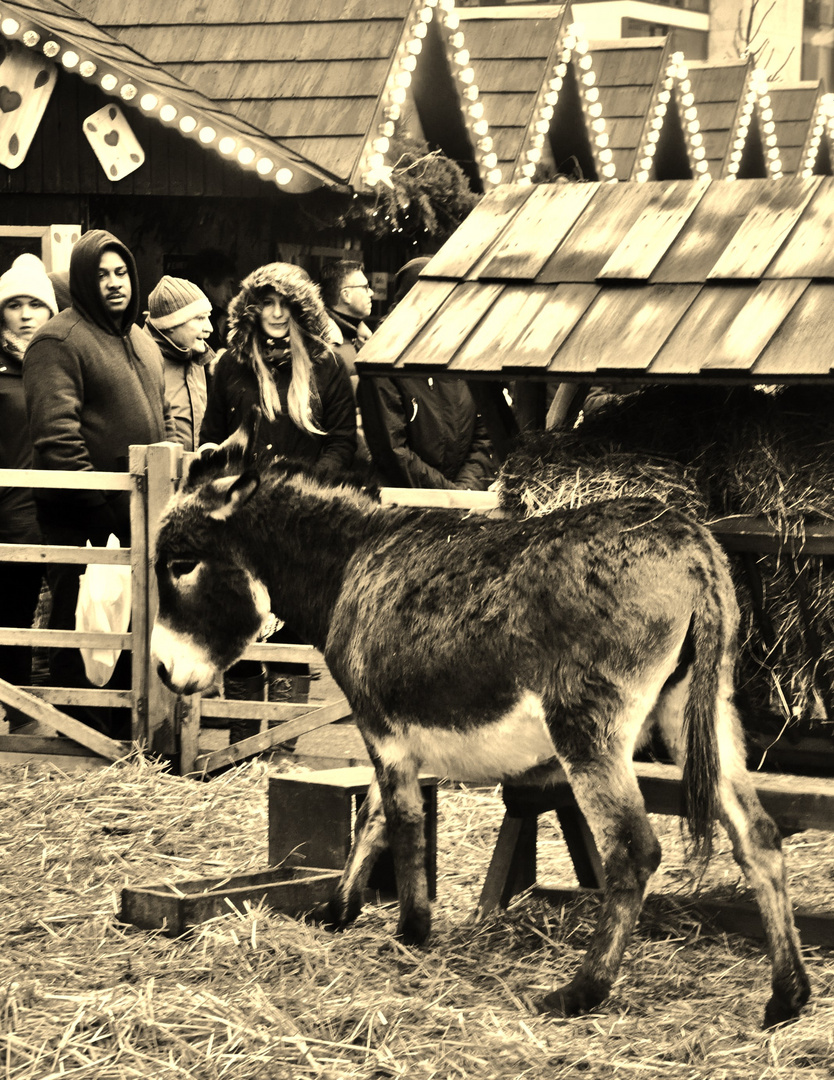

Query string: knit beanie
[148,275,211,330]
[0,254,58,316]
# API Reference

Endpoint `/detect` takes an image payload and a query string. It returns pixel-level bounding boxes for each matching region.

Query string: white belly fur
[372,691,557,781]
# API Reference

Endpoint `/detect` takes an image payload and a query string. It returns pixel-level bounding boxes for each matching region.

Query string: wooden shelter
[356,176,834,421]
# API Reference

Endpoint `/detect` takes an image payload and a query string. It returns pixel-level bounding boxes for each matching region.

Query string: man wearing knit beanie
[144,276,213,451]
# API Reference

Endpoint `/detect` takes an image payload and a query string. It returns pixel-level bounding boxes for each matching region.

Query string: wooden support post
[477,814,537,917]
[129,445,149,745]
[144,443,184,760]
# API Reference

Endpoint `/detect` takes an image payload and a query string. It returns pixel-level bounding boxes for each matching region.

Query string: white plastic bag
[74,533,132,687]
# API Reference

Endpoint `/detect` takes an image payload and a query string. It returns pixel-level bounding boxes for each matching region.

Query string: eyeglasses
[343,283,373,293]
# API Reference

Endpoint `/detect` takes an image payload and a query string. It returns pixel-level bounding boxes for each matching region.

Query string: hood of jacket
[226,262,330,363]
[69,229,140,336]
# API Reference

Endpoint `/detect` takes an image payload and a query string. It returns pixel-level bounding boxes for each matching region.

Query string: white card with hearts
[0,37,57,169]
[83,103,145,181]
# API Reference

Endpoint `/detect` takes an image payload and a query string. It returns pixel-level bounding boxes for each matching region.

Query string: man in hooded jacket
[23,229,175,734]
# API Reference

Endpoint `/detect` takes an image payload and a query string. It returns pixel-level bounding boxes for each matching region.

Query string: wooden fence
[0,442,350,776]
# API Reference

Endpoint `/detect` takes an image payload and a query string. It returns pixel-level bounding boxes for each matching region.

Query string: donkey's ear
[224,405,262,469]
[208,471,260,521]
[183,407,263,492]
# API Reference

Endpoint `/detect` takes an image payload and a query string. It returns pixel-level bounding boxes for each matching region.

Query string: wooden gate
[0,443,350,776]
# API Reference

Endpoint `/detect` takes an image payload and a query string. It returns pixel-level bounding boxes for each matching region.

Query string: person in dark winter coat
[356,257,497,490]
[319,259,374,384]
[200,261,356,479]
[0,255,57,709]
[199,262,357,740]
[23,230,176,736]
[143,276,214,451]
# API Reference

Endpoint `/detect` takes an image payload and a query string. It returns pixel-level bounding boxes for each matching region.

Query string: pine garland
[357,137,480,241]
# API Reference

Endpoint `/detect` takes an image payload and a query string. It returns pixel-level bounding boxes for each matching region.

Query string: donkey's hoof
[538,980,606,1018]
[305,897,361,933]
[396,910,431,947]
[763,995,803,1029]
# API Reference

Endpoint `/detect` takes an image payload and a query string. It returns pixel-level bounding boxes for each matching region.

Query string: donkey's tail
[681,536,737,857]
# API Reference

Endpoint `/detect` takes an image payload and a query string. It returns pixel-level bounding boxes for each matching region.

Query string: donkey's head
[151,410,274,695]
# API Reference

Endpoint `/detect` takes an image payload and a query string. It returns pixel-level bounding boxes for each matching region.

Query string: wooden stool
[478,761,834,947]
[269,766,438,901]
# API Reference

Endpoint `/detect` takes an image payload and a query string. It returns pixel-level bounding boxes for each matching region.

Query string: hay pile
[498,386,834,733]
[2,753,833,1079]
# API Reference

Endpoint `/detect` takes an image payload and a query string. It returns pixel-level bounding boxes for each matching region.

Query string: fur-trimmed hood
[226,262,330,362]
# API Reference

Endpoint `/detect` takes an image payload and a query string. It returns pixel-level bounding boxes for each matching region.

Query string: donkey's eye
[170,560,198,579]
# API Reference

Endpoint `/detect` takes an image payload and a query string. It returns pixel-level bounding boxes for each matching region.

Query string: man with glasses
[320,260,375,385]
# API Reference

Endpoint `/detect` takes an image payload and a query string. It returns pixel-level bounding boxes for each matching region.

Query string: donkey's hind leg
[713,705,810,1026]
[655,683,810,1026]
[540,758,661,1016]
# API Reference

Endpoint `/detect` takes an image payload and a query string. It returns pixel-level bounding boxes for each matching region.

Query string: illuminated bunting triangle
[768,81,831,177]
[687,59,782,180]
[451,3,587,186]
[590,38,709,182]
[356,0,507,193]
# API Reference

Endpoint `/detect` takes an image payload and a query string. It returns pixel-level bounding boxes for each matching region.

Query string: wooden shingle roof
[768,82,830,177]
[65,0,412,185]
[687,60,781,179]
[455,5,571,182]
[0,0,339,191]
[589,39,707,181]
[355,176,834,383]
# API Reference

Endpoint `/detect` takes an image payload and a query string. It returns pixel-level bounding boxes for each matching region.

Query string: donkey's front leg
[328,773,388,929]
[375,758,432,945]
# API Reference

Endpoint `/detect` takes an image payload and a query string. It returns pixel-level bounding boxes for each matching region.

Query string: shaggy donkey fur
[151,419,810,1028]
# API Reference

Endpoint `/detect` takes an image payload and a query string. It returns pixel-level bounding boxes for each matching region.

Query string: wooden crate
[269,766,438,901]
[120,866,340,937]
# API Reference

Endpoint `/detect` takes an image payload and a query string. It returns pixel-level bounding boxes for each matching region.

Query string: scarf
[0,326,27,365]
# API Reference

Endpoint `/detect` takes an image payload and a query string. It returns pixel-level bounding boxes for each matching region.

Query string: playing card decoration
[83,103,144,181]
[0,37,57,169]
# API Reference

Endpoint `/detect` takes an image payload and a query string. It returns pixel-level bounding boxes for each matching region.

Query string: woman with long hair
[200,262,356,742]
[200,262,356,478]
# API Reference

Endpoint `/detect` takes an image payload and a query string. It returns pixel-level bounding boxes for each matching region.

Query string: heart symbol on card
[104,131,119,146]
[130,153,140,162]
[34,70,50,90]
[109,164,119,177]
[108,107,117,120]
[0,86,22,113]
[9,133,18,155]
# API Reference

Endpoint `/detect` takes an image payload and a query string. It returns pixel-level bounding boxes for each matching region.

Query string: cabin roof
[0,0,341,192]
[355,176,834,383]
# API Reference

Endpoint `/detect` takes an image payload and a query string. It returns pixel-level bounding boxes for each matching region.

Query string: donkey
[151,418,810,1027]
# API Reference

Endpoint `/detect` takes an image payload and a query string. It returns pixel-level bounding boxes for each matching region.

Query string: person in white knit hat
[0,254,57,716]
[143,275,214,451]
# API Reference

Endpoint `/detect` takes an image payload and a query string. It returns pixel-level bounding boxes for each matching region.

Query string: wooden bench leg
[477,813,537,916]
[556,805,604,889]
